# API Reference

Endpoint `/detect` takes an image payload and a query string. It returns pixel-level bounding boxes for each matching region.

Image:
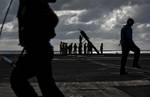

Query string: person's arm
[120,27,125,44]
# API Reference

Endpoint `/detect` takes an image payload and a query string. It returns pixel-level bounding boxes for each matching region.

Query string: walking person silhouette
[10,0,65,97]
[120,18,141,75]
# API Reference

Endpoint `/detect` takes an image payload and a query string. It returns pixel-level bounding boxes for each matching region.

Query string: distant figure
[78,35,83,55]
[61,42,65,55]
[73,43,77,54]
[120,18,141,75]
[84,43,87,54]
[78,43,82,55]
[100,43,103,55]
[60,41,63,55]
[10,0,65,97]
[87,42,93,54]
[68,43,73,55]
[64,43,68,55]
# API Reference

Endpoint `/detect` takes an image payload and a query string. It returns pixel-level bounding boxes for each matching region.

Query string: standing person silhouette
[73,43,77,54]
[120,18,141,75]
[10,0,65,97]
[100,43,103,55]
[84,43,87,55]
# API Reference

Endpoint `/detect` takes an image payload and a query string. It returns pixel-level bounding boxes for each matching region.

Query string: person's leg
[120,45,129,74]
[36,44,65,97]
[10,54,38,97]
[130,43,141,67]
[10,68,38,96]
[10,68,38,97]
[37,68,65,97]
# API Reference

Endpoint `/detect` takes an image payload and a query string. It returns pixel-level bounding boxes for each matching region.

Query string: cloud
[101,5,138,32]
[0,18,18,39]
[56,9,88,25]
[0,0,150,50]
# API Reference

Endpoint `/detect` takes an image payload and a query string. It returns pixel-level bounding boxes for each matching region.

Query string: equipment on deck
[0,0,15,36]
[80,30,100,54]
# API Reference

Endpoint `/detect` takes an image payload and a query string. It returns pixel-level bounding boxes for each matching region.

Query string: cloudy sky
[0,0,150,51]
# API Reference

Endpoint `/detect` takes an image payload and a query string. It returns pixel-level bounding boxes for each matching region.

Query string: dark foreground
[0,54,150,97]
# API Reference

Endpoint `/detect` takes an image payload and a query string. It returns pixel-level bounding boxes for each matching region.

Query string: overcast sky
[0,0,150,51]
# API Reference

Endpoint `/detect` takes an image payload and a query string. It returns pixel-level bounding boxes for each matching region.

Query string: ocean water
[0,50,150,54]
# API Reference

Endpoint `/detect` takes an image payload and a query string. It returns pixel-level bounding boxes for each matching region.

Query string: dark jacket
[121,25,133,45]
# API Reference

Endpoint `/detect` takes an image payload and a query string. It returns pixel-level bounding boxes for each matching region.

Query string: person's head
[127,18,134,26]
[48,0,56,3]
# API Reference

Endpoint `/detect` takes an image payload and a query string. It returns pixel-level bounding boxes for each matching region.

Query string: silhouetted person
[61,42,65,55]
[73,43,77,54]
[64,43,68,55]
[100,43,103,55]
[10,0,65,97]
[60,41,63,55]
[78,35,83,55]
[84,43,87,54]
[78,43,82,55]
[68,43,73,55]
[120,18,141,75]
[87,42,93,54]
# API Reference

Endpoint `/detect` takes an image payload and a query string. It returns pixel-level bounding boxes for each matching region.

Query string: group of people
[8,0,141,96]
[59,41,104,55]
[59,42,74,55]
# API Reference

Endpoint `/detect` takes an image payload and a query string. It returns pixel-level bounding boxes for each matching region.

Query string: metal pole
[0,0,14,36]
[0,0,25,68]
